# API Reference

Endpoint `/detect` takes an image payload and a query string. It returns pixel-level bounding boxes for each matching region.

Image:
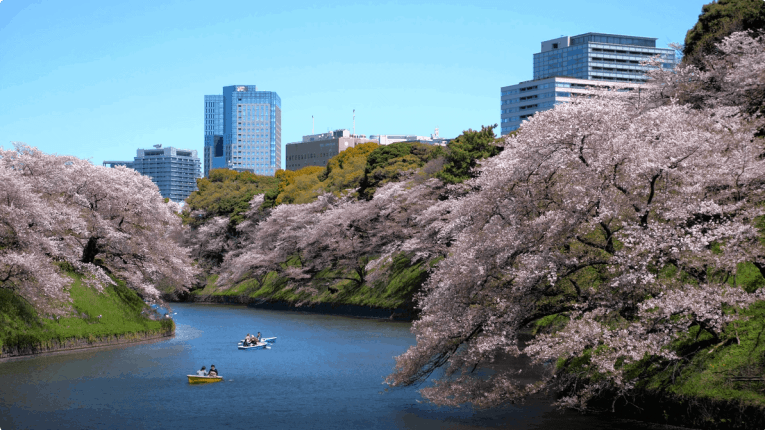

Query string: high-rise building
[500,32,676,136]
[285,129,375,171]
[204,85,281,177]
[102,145,201,202]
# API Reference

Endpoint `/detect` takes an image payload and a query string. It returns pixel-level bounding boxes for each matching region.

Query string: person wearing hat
[208,365,218,377]
[196,366,208,376]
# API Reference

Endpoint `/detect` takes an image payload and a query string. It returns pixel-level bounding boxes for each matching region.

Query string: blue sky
[0,0,706,169]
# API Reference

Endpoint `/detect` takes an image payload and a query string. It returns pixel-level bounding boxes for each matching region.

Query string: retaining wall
[0,329,174,360]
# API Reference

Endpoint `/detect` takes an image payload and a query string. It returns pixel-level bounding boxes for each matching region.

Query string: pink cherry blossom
[0,143,198,314]
[386,32,765,409]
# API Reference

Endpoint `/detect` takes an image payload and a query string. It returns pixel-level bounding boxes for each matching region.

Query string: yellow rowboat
[187,375,223,384]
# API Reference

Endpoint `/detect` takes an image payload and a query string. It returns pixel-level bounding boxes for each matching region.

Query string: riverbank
[1,273,174,361]
[0,328,174,361]
[609,390,765,430]
[579,300,765,430]
[177,256,427,321]
[179,292,416,321]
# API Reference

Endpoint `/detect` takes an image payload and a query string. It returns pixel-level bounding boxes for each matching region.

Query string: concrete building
[501,32,676,136]
[102,160,134,169]
[370,128,450,146]
[103,145,201,202]
[204,85,281,177]
[285,129,375,171]
[370,134,429,145]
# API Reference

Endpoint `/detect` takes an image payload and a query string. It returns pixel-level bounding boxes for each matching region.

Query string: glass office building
[203,85,282,177]
[203,95,224,177]
[501,32,676,136]
[102,146,201,202]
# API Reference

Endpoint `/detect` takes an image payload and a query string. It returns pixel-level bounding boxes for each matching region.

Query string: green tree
[264,142,381,207]
[316,141,379,197]
[435,124,502,184]
[358,141,444,199]
[271,166,324,205]
[684,0,765,67]
[184,169,278,225]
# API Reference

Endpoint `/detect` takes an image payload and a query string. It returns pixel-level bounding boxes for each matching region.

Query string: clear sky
[1,0,706,169]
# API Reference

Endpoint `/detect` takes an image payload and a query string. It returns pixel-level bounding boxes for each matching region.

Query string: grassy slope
[526,261,765,427]
[194,254,437,311]
[637,262,765,406]
[0,273,172,352]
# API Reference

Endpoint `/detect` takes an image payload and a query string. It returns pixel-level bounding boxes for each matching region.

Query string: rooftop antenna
[353,109,355,136]
[312,115,314,134]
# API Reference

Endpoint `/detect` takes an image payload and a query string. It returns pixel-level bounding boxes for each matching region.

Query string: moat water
[0,303,689,429]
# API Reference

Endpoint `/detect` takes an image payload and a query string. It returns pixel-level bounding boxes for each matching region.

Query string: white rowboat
[237,341,269,350]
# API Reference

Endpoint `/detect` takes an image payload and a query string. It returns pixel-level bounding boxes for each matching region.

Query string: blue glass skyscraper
[204,85,281,177]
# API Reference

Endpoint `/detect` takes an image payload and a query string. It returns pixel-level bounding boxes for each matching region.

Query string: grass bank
[580,263,765,429]
[188,253,435,319]
[0,274,173,358]
[610,299,765,429]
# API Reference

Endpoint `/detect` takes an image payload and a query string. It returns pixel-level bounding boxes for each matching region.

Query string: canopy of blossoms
[0,144,197,314]
[385,32,765,409]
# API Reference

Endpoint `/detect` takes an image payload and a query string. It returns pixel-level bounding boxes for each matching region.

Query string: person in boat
[196,366,207,376]
[244,333,252,346]
[208,365,218,376]
[256,332,262,343]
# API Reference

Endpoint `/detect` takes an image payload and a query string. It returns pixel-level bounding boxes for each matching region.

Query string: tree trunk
[81,236,99,264]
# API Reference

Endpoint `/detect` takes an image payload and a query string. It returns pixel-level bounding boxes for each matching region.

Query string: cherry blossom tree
[647,31,765,116]
[182,214,236,270]
[298,178,445,288]
[0,143,197,312]
[0,158,71,309]
[386,32,765,410]
[216,177,446,294]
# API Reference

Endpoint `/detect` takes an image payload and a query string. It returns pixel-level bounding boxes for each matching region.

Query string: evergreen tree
[684,0,765,67]
[435,125,502,184]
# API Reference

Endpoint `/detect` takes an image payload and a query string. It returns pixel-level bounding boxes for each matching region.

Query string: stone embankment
[182,293,416,321]
[610,391,765,430]
[0,329,174,361]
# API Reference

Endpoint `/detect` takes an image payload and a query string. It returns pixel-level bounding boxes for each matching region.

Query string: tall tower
[203,95,224,177]
[204,85,282,177]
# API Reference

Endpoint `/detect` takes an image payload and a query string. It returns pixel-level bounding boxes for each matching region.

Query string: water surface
[0,303,689,429]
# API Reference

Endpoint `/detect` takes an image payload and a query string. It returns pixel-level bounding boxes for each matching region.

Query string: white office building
[501,32,676,136]
[370,128,450,146]
[103,145,201,202]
